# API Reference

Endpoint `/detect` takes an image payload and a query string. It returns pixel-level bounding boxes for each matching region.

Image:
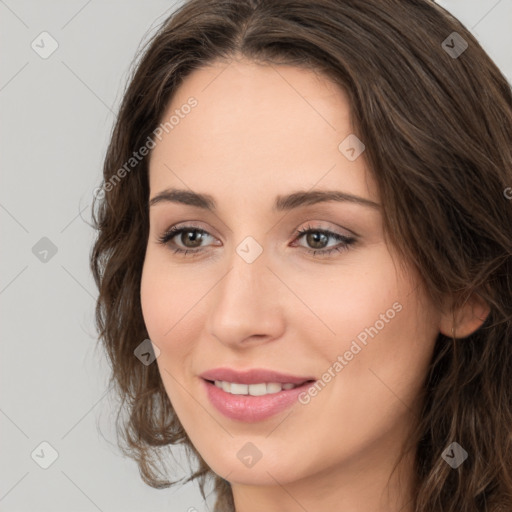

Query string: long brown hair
[90,1,512,510]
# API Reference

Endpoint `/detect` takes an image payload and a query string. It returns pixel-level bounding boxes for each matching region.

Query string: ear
[439,292,490,339]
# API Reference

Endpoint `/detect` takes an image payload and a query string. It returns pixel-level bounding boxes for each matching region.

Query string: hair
[89,0,512,510]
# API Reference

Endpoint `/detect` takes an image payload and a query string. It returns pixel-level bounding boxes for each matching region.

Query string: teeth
[247,383,267,396]
[213,380,300,396]
[266,382,282,394]
[230,383,249,395]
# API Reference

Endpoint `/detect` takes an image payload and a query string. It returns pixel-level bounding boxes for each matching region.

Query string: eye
[157,223,357,258]
[291,223,356,257]
[157,224,216,257]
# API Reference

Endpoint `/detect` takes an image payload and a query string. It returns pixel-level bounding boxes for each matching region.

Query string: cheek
[300,246,438,414]
[291,263,438,471]
[140,253,208,364]
[141,249,187,334]
[140,257,198,411]
[314,267,437,418]
[140,257,179,364]
[293,245,411,352]
[140,259,168,340]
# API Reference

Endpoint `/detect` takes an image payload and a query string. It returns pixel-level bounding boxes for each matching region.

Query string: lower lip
[202,379,314,422]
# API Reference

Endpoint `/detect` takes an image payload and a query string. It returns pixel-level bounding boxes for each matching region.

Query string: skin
[140,57,487,512]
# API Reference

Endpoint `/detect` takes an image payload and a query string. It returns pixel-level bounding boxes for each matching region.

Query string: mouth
[205,379,309,396]
[199,368,316,422]
[199,367,315,385]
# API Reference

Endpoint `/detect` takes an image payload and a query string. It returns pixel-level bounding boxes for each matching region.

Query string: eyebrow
[149,188,380,211]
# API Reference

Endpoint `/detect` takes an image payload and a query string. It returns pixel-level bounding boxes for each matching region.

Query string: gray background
[1,1,511,511]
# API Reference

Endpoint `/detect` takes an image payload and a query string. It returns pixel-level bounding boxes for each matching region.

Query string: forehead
[148,58,378,206]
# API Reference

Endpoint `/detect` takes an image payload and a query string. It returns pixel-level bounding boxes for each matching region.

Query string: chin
[202,447,307,486]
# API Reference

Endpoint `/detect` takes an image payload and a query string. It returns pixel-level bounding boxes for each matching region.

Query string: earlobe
[439,293,490,339]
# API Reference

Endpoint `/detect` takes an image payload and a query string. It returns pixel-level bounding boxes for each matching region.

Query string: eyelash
[157,223,356,258]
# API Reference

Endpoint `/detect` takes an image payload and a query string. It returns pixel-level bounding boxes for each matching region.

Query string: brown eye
[178,229,206,248]
[293,224,357,257]
[158,226,215,255]
[304,231,329,249]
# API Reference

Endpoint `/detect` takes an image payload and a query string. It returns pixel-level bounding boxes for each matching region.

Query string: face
[140,58,442,491]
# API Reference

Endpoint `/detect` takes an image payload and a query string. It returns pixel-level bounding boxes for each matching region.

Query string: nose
[206,241,286,349]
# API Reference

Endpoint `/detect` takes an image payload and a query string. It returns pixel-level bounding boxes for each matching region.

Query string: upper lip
[200,368,316,385]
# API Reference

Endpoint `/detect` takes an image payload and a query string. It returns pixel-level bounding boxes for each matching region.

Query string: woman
[90,0,512,510]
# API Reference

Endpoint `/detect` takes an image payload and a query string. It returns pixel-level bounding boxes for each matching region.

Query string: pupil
[308,232,327,249]
[183,230,202,248]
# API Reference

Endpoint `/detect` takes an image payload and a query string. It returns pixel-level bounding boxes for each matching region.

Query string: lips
[199,367,317,422]
[199,367,315,385]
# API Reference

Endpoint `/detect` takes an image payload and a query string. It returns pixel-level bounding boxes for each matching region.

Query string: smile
[201,379,316,422]
[212,380,302,395]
